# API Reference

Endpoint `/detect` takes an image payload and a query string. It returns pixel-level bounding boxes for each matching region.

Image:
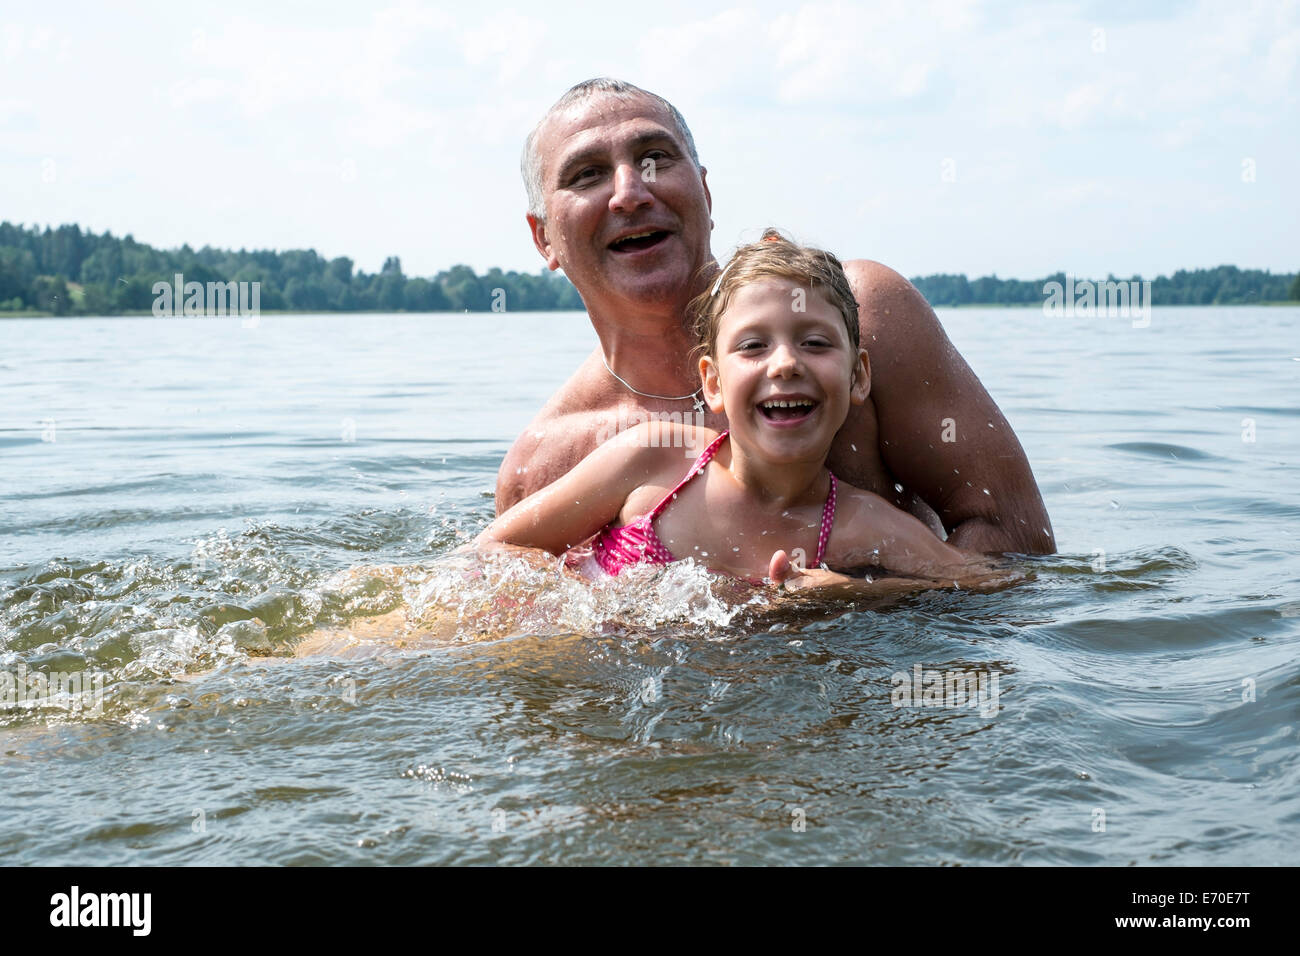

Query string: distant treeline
[912,267,1300,307]
[2,222,1297,315]
[0,222,584,315]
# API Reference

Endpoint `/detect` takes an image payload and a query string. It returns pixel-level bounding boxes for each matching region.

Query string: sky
[2,0,1296,281]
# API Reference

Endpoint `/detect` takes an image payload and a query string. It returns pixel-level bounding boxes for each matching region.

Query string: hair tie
[712,232,783,295]
[710,259,735,296]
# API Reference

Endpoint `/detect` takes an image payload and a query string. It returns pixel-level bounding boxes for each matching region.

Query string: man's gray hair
[521,78,701,222]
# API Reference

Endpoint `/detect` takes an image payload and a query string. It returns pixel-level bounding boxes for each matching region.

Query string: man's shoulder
[843,259,933,323]
[499,405,598,477]
[526,348,608,419]
[841,258,952,370]
[495,356,618,515]
[495,411,588,515]
[842,258,904,283]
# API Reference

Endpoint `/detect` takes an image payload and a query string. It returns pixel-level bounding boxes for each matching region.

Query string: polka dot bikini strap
[814,473,837,567]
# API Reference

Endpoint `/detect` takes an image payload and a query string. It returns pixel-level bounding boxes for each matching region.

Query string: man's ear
[700,166,712,218]
[527,213,560,271]
[850,348,871,404]
[700,354,726,413]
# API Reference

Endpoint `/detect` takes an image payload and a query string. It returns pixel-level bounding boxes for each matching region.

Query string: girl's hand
[767,549,857,591]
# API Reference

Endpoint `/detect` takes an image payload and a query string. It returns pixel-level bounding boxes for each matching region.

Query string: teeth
[616,231,656,242]
[761,400,814,408]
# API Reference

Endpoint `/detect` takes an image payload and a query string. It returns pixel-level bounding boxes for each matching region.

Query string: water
[2,307,1297,865]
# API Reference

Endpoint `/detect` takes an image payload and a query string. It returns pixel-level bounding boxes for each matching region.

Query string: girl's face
[699,277,870,465]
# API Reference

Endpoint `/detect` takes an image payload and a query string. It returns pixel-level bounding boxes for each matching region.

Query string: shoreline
[3,301,1297,319]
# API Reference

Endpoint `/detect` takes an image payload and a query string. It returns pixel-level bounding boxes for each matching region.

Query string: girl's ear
[850,348,871,405]
[700,355,726,413]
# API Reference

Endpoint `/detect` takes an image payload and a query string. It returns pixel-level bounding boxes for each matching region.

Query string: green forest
[1,222,1296,316]
[911,268,1300,307]
[0,222,584,315]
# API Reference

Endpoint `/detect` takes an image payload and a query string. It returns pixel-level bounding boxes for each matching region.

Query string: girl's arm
[475,422,675,555]
[829,489,1014,586]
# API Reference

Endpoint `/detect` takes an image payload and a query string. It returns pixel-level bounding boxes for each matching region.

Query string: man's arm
[844,259,1055,554]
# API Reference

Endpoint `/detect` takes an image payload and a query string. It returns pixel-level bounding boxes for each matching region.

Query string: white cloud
[461,12,549,86]
[769,1,948,105]
[0,0,1295,279]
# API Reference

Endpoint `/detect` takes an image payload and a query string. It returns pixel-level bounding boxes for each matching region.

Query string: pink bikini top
[592,430,838,577]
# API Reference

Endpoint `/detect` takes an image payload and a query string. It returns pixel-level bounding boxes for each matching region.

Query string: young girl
[477,230,1003,590]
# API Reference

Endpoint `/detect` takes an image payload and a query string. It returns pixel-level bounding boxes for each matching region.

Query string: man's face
[529,94,714,317]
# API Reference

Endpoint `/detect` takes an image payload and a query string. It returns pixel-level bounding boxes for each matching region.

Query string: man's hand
[767,548,1027,598]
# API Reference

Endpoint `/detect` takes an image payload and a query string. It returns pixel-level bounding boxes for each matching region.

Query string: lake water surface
[2,307,1297,864]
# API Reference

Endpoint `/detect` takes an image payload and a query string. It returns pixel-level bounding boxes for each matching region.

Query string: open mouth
[757,398,818,423]
[609,230,671,253]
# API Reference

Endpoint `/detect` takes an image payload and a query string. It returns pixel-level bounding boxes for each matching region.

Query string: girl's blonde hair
[688,228,861,372]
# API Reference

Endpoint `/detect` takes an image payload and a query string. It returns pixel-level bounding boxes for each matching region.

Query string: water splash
[303,549,768,654]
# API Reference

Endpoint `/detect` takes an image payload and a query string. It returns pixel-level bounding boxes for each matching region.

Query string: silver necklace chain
[601,352,705,411]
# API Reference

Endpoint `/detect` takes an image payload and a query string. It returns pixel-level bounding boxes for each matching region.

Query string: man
[497,78,1054,555]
